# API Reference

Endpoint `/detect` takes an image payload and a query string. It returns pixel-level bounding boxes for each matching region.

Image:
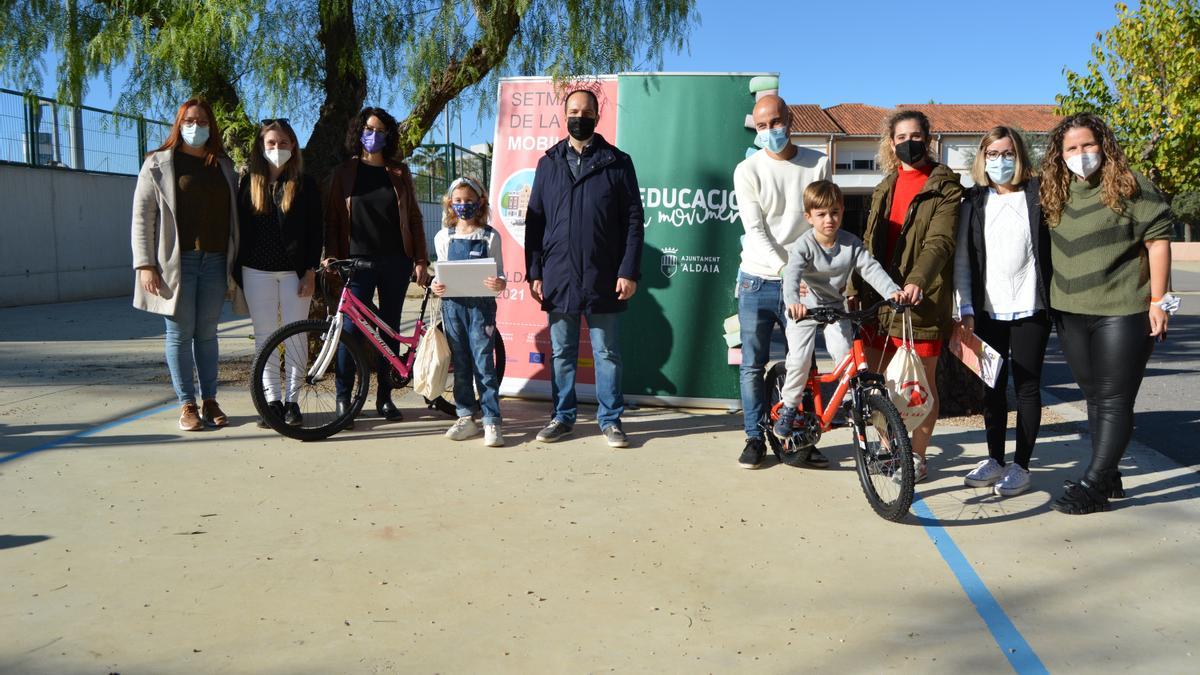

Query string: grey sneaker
[445,416,481,441]
[536,419,574,443]
[994,463,1031,497]
[964,458,1004,487]
[603,425,629,448]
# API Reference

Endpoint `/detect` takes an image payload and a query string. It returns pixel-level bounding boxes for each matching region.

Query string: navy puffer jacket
[524,134,644,314]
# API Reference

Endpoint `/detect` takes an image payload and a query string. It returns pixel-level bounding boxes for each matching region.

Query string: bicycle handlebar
[321,258,376,275]
[800,299,912,325]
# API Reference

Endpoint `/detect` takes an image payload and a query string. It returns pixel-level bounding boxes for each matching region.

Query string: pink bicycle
[250,258,506,441]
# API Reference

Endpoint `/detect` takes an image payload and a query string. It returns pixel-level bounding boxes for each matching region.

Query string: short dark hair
[345,106,399,159]
[563,88,599,114]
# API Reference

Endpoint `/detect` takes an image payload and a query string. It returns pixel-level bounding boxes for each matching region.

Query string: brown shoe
[201,399,228,427]
[179,402,204,431]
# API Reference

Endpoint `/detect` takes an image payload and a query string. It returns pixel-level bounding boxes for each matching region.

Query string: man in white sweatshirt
[733,94,830,469]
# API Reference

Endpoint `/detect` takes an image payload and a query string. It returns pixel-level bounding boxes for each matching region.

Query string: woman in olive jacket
[850,109,963,482]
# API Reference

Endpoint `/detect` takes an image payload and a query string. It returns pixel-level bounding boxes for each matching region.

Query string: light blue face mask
[985,156,1015,185]
[756,126,789,153]
[181,123,209,148]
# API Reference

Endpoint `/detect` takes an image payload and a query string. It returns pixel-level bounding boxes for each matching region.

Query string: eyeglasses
[363,125,388,134]
[261,117,290,126]
[985,151,1016,161]
[181,117,210,127]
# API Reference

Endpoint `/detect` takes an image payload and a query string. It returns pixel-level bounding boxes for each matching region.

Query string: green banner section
[616,73,758,402]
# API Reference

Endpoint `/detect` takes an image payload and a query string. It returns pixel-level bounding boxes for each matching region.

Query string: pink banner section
[489,77,619,395]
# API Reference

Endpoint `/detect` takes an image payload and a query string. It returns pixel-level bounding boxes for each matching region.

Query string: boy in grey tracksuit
[774,181,902,439]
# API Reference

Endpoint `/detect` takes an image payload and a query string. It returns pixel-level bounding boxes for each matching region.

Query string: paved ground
[2,279,1199,674]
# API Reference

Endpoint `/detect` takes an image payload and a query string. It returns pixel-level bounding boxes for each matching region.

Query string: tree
[1174,191,1200,241]
[1,0,699,179]
[1057,0,1200,197]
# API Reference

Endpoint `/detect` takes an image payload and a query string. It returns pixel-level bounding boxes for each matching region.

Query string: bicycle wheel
[250,319,369,441]
[762,362,801,464]
[852,389,915,521]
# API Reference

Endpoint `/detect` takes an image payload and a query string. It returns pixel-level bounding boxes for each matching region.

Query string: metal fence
[0,88,172,176]
[408,143,492,202]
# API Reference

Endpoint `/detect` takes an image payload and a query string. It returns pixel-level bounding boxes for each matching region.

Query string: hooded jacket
[524,134,644,314]
[851,162,963,340]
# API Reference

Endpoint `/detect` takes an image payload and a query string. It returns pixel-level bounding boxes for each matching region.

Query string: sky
[9,0,1126,149]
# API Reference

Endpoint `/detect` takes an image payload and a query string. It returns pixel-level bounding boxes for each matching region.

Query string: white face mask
[264,147,292,169]
[1065,151,1102,179]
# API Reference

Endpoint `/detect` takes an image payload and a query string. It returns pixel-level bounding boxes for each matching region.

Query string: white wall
[0,164,138,306]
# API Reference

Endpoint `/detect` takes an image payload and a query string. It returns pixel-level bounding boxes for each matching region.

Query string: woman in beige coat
[131,98,239,431]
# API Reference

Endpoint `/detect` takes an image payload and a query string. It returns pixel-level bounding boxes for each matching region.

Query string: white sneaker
[445,416,481,441]
[994,463,1031,497]
[964,458,1004,487]
[914,454,928,484]
[483,423,504,447]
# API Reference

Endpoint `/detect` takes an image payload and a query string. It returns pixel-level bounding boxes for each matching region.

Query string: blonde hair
[803,180,843,213]
[441,176,490,228]
[877,109,935,174]
[970,126,1035,187]
[248,120,303,214]
[1040,113,1139,226]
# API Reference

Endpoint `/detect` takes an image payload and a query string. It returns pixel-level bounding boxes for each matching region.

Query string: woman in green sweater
[1041,113,1175,515]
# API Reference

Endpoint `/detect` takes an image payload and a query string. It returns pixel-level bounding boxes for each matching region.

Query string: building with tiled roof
[784,103,1061,234]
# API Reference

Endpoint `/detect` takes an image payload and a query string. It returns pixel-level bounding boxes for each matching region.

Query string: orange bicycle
[764,300,916,521]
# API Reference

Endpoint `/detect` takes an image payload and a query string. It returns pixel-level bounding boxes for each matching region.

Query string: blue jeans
[548,311,624,428]
[164,251,227,404]
[737,271,786,439]
[336,254,413,401]
[442,297,501,424]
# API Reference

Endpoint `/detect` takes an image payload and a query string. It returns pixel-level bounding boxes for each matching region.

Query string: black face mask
[894,138,927,166]
[566,116,597,141]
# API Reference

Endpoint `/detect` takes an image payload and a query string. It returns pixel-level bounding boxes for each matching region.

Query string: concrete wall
[0,163,451,307]
[0,164,137,307]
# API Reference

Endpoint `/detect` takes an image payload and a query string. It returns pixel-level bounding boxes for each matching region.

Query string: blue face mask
[985,156,1015,185]
[756,126,789,153]
[181,124,209,148]
[452,201,480,221]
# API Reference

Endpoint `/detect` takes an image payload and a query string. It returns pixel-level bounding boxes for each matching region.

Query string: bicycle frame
[308,280,431,382]
[797,333,880,433]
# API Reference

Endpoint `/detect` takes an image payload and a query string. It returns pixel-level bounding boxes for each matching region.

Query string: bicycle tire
[853,390,915,521]
[762,362,802,464]
[250,319,369,441]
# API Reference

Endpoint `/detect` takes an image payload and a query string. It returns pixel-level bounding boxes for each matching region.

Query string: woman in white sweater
[953,126,1052,497]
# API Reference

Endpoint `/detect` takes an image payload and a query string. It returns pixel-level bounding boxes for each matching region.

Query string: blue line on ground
[0,403,177,465]
[912,495,1050,674]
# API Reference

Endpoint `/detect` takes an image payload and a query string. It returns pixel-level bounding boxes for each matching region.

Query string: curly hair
[1040,112,1138,226]
[441,176,490,228]
[877,109,935,174]
[344,106,400,159]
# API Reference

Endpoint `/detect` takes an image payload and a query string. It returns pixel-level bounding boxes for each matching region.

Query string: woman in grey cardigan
[131,98,239,431]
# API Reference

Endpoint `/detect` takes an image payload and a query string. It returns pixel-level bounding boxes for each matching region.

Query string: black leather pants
[1055,311,1154,486]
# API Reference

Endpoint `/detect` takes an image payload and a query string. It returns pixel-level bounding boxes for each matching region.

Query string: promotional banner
[489,73,766,406]
[489,77,619,396]
[616,73,764,405]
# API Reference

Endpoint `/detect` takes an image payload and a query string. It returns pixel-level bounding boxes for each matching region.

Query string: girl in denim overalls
[431,177,507,446]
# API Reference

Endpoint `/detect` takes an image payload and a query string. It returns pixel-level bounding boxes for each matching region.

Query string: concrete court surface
[1,295,1199,674]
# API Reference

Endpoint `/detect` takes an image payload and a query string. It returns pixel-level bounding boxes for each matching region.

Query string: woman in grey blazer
[131,98,239,431]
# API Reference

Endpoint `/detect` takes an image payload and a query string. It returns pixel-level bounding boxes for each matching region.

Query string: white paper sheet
[435,258,497,298]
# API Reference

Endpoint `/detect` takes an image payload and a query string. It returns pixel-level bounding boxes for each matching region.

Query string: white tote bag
[884,311,934,432]
[412,299,452,400]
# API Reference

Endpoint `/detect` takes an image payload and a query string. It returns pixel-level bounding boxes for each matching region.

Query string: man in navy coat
[525,88,644,448]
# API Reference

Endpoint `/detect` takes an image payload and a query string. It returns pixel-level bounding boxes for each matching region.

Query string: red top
[885,163,933,262]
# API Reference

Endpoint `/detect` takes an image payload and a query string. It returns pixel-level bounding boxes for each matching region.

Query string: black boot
[376,395,403,421]
[336,399,355,429]
[283,402,302,426]
[258,400,285,429]
[1051,479,1110,515]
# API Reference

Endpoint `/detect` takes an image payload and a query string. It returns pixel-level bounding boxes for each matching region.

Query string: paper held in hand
[435,258,496,297]
[949,321,1004,388]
